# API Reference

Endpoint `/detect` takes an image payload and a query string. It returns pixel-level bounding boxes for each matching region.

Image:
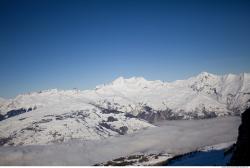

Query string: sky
[0,0,250,98]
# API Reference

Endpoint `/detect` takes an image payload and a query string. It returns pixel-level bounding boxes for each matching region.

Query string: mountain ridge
[0,72,249,145]
[1,72,250,116]
[0,72,248,99]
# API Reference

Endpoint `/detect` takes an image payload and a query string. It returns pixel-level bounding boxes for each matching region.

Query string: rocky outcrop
[0,107,34,121]
[229,108,250,165]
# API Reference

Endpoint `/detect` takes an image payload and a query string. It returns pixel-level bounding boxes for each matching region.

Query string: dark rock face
[0,108,34,121]
[119,126,128,135]
[136,105,220,123]
[137,106,185,123]
[107,116,118,122]
[6,108,27,118]
[229,108,250,166]
[99,122,128,135]
[0,114,4,121]
[124,113,136,119]
[0,137,12,146]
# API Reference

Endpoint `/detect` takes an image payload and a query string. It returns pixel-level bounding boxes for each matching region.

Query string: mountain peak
[198,71,213,77]
[195,72,218,80]
[112,76,147,85]
[127,76,147,82]
[112,76,126,85]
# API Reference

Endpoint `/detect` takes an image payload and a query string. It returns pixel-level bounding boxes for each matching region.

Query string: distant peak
[115,76,147,82]
[127,76,147,82]
[115,76,125,81]
[199,71,211,76]
[37,89,59,94]
[108,76,150,88]
[112,76,125,85]
[196,72,218,78]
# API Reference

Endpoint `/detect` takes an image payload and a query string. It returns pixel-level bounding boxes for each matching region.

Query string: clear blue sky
[0,0,250,98]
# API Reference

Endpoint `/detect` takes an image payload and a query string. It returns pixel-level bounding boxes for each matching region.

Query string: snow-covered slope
[1,72,249,118]
[0,72,249,145]
[0,117,240,165]
[0,97,153,145]
[93,72,250,120]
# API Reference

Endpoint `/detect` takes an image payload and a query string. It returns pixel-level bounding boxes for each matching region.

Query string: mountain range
[0,72,249,146]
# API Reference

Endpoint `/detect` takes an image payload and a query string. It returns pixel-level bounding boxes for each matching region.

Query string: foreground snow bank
[0,117,240,165]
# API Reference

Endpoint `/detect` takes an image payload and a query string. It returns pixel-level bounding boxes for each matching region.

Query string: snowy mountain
[0,94,153,145]
[93,72,250,121]
[0,72,249,145]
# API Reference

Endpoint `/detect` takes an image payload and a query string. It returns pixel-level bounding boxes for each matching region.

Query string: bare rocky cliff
[229,108,250,165]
